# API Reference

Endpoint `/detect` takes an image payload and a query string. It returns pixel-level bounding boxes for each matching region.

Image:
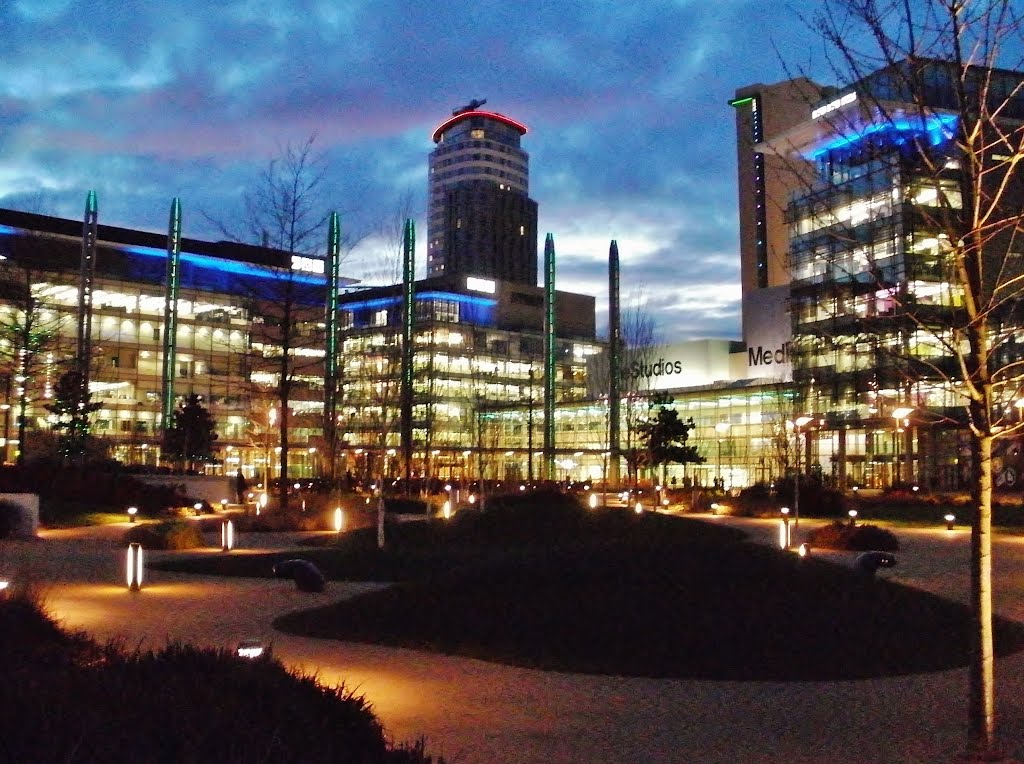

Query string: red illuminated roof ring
[431,111,528,143]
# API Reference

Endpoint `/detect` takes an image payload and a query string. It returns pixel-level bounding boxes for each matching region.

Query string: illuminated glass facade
[0,208,334,477]
[776,60,1024,489]
[335,275,601,482]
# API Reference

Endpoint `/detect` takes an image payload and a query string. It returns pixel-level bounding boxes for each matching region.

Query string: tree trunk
[968,432,996,756]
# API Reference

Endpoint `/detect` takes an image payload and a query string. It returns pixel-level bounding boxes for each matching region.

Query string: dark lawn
[155,495,1024,681]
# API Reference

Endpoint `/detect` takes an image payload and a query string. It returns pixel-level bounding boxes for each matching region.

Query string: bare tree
[774,2,1024,756]
[208,136,344,510]
[619,291,660,488]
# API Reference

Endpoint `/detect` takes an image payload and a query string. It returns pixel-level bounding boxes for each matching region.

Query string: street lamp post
[527,368,535,484]
[266,407,277,498]
[793,415,813,529]
[892,406,914,487]
[715,422,731,490]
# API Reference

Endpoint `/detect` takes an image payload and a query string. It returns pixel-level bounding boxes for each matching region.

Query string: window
[373,309,388,327]
[470,129,484,139]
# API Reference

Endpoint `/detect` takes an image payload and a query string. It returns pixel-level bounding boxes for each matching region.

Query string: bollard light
[848,509,858,526]
[443,500,451,520]
[634,501,643,514]
[126,543,143,590]
[589,493,598,509]
[468,494,476,505]
[798,542,811,558]
[127,506,137,523]
[220,498,229,511]
[334,507,344,533]
[0,580,9,599]
[945,513,956,531]
[221,519,235,551]
[236,640,265,659]
[194,502,203,515]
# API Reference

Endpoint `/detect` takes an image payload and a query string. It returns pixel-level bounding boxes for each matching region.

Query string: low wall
[0,493,39,538]
[133,475,233,508]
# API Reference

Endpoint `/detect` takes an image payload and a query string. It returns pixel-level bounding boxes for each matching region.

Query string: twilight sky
[0,0,835,341]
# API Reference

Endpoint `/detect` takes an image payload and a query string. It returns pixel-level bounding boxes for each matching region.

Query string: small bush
[808,521,900,551]
[0,597,444,763]
[124,520,205,550]
[235,509,324,533]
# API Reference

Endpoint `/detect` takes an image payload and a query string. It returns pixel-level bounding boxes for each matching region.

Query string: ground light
[443,500,451,520]
[634,500,643,514]
[221,519,235,552]
[945,513,956,531]
[0,580,9,599]
[780,507,791,549]
[127,506,137,523]
[236,640,265,659]
[798,542,811,558]
[126,543,143,591]
[589,493,598,509]
[334,507,344,533]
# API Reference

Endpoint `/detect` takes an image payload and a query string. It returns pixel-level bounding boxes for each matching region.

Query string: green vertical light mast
[77,190,98,395]
[324,212,342,478]
[543,233,556,481]
[608,240,621,488]
[161,198,182,437]
[400,219,416,487]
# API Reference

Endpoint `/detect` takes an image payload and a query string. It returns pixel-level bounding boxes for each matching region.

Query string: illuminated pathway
[2,520,1023,764]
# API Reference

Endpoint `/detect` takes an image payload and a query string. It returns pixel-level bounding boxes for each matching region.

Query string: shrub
[235,509,325,533]
[124,520,206,550]
[774,476,846,518]
[808,521,900,552]
[0,597,444,763]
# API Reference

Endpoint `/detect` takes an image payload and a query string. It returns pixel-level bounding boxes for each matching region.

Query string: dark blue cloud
[0,0,875,342]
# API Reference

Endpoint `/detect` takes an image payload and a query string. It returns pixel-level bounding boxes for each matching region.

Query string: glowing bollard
[589,493,598,509]
[127,506,137,523]
[945,513,956,531]
[126,543,143,591]
[236,640,265,659]
[221,519,235,551]
[334,507,344,533]
[634,501,644,514]
[780,507,791,549]
[443,500,451,520]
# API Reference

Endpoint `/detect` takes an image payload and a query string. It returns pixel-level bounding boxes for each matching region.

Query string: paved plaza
[2,517,1023,763]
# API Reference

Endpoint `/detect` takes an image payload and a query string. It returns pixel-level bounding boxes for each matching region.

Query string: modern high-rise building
[427,100,538,286]
[730,78,826,353]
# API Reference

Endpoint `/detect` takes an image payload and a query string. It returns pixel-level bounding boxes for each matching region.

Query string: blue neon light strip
[121,244,327,285]
[342,291,497,312]
[809,113,958,160]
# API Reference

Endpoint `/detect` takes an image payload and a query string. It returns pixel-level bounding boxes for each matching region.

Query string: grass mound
[154,494,1024,682]
[273,540,1024,681]
[0,594,442,763]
